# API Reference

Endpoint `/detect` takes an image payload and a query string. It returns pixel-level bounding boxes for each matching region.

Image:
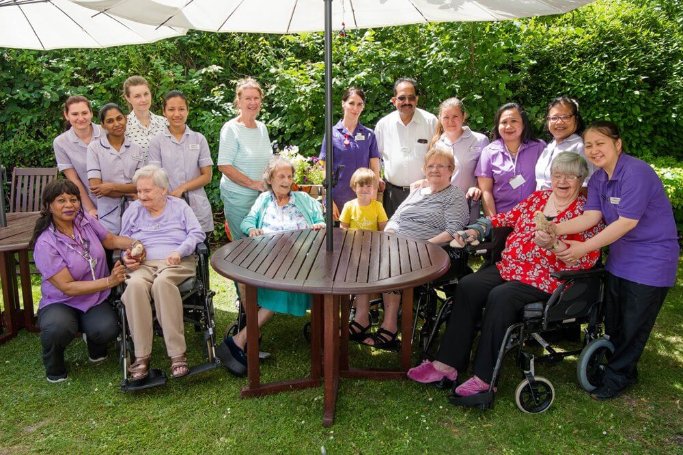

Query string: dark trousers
[38,301,119,377]
[436,265,550,383]
[603,273,669,389]
[383,183,411,219]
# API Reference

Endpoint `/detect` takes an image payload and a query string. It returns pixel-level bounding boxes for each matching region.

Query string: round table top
[211,228,451,295]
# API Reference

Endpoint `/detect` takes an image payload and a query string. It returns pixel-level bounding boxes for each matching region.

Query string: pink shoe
[407,361,457,384]
[454,376,492,397]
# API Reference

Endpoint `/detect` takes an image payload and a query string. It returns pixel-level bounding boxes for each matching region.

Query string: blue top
[319,120,380,209]
[241,191,325,235]
[585,153,679,287]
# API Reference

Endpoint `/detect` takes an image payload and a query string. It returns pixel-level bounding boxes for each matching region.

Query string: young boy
[339,168,388,342]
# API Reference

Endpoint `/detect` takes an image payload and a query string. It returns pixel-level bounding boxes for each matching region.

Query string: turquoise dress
[255,194,314,316]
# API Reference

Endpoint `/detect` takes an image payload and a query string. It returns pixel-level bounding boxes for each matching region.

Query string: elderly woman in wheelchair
[120,165,205,380]
[407,152,603,403]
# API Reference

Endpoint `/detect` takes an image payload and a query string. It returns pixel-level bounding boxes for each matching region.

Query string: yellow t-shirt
[339,199,388,231]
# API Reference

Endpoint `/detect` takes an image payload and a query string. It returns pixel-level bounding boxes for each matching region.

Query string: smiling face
[342,93,365,122]
[125,84,152,114]
[163,96,188,130]
[64,101,93,133]
[391,82,418,119]
[268,164,293,199]
[49,192,81,225]
[424,155,454,190]
[439,105,465,135]
[237,87,262,118]
[547,103,577,143]
[583,129,622,172]
[550,172,582,202]
[354,182,375,204]
[497,108,524,145]
[101,108,127,138]
[136,176,167,212]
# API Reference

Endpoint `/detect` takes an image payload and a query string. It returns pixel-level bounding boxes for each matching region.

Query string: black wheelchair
[115,241,218,391]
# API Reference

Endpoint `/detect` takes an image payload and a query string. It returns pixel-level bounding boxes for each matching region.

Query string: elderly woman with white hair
[120,165,205,381]
[216,156,325,377]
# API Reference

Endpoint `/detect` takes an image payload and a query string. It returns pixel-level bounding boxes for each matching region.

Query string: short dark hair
[545,96,585,136]
[163,90,188,109]
[393,77,419,96]
[31,180,82,245]
[583,120,622,142]
[342,87,365,103]
[98,103,125,123]
[491,102,536,143]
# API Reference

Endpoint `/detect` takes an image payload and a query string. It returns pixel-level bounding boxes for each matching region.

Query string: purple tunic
[319,120,380,209]
[475,138,545,213]
[35,213,110,312]
[585,153,679,287]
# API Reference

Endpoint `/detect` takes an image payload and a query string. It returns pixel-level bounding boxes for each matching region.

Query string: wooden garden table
[211,228,450,426]
[0,212,40,343]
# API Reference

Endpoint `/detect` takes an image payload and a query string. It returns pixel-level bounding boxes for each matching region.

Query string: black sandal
[349,320,371,342]
[364,327,399,350]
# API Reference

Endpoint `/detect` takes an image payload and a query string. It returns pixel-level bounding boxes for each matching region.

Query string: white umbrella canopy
[73,0,595,34]
[0,0,185,50]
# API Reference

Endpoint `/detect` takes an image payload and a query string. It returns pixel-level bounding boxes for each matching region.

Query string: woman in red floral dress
[407,152,603,399]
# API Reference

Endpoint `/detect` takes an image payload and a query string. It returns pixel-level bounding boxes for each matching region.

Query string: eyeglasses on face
[396,95,417,102]
[426,164,449,170]
[551,173,579,181]
[547,114,575,123]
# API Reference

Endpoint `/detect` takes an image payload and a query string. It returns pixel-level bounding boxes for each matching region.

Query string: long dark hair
[31,180,82,246]
[491,102,536,143]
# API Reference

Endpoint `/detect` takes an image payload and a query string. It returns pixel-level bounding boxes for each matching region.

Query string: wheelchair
[115,241,218,392]
[446,228,614,413]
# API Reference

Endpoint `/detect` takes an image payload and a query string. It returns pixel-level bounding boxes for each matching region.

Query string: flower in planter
[278,145,325,185]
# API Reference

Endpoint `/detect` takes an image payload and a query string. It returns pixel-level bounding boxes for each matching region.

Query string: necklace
[552,194,572,213]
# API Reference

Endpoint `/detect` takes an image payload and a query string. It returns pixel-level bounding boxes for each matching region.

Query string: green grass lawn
[1,263,682,454]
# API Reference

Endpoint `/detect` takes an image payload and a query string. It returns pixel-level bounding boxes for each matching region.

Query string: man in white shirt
[375,78,438,217]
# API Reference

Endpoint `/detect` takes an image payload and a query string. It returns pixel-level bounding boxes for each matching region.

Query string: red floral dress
[492,190,602,294]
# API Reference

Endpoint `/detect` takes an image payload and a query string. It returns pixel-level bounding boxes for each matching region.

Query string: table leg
[244,284,260,391]
[323,294,339,427]
[310,295,322,381]
[339,295,351,372]
[400,287,414,371]
[18,250,37,331]
[0,251,19,344]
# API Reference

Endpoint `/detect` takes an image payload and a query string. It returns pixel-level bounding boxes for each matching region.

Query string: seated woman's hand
[450,228,479,248]
[533,229,556,249]
[109,260,127,287]
[410,179,427,192]
[466,186,482,201]
[311,222,326,230]
[554,239,588,265]
[166,251,181,266]
[122,251,142,271]
[249,228,264,237]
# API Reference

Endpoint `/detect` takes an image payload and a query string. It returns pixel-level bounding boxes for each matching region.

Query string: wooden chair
[9,167,58,213]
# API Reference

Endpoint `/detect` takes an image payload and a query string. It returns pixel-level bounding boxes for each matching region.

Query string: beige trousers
[122,257,195,358]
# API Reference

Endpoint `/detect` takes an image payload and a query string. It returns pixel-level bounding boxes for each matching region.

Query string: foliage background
[1,0,683,232]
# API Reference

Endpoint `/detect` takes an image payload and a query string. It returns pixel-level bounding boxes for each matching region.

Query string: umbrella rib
[347,0,358,29]
[285,0,297,34]
[17,1,45,50]
[217,0,244,32]
[407,0,428,23]
[0,0,50,7]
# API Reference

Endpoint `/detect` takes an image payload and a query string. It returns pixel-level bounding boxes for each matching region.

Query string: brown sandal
[170,354,190,379]
[128,356,151,381]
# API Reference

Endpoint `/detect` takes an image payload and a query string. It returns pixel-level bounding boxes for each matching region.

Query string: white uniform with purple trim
[53,125,103,206]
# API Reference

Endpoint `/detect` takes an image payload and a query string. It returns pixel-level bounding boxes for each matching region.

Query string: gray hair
[132,164,170,190]
[263,156,295,192]
[550,151,589,182]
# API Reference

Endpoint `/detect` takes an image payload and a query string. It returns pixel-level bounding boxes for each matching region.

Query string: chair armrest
[551,268,606,281]
[195,242,208,256]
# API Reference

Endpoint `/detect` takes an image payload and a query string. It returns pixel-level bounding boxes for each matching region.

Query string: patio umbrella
[0,0,185,50]
[75,0,596,249]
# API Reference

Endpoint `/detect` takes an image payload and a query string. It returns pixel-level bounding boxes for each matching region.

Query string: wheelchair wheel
[577,338,614,392]
[515,376,554,413]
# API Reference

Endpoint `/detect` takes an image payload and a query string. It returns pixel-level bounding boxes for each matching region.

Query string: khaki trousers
[122,257,195,358]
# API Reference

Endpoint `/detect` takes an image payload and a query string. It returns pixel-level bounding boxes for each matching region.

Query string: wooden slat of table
[256,231,296,277]
[285,229,322,284]
[398,236,410,275]
[354,230,372,284]
[275,230,313,280]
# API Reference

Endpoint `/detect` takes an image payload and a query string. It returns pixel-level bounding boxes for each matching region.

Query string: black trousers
[38,301,119,377]
[602,273,669,389]
[436,265,550,383]
[383,182,411,219]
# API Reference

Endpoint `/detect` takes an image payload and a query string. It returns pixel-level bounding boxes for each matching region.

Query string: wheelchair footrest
[121,368,167,392]
[187,362,218,377]
[448,390,495,409]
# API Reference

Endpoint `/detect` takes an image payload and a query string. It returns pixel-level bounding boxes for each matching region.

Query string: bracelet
[106,276,111,288]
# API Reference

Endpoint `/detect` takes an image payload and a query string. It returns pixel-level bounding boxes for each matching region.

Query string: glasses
[396,95,417,102]
[426,164,449,171]
[551,173,579,181]
[547,114,574,123]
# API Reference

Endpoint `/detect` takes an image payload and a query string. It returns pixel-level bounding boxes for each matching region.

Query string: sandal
[348,320,371,342]
[170,354,190,379]
[363,327,399,350]
[128,356,151,381]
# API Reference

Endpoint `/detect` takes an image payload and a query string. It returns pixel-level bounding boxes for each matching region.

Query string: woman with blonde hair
[122,75,167,160]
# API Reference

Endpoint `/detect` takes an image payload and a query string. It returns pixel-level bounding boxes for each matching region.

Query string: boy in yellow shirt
[339,168,388,342]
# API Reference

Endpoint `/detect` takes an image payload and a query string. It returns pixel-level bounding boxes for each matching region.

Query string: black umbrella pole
[324,0,334,251]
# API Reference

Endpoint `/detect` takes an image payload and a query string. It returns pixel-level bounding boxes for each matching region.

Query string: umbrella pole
[324,0,334,251]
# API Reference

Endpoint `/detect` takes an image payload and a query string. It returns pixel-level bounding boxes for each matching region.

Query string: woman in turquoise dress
[215,156,325,376]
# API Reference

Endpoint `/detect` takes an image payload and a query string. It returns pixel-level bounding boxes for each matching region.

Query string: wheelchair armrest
[551,267,606,281]
[195,242,209,256]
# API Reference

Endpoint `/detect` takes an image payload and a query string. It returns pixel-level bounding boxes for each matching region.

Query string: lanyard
[51,224,98,280]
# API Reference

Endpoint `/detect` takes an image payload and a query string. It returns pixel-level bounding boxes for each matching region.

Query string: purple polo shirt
[35,213,111,312]
[475,138,545,213]
[586,153,679,287]
[120,196,205,260]
[319,120,380,209]
[53,125,102,206]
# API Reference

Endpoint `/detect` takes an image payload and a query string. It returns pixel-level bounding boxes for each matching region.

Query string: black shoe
[216,337,247,377]
[47,372,68,383]
[590,383,626,401]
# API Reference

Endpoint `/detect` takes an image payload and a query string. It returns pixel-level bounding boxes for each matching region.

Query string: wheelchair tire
[515,376,554,413]
[577,338,615,392]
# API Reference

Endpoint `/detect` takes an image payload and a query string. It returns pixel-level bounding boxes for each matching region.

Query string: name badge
[355,133,365,141]
[189,144,200,150]
[609,197,621,205]
[509,174,526,189]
